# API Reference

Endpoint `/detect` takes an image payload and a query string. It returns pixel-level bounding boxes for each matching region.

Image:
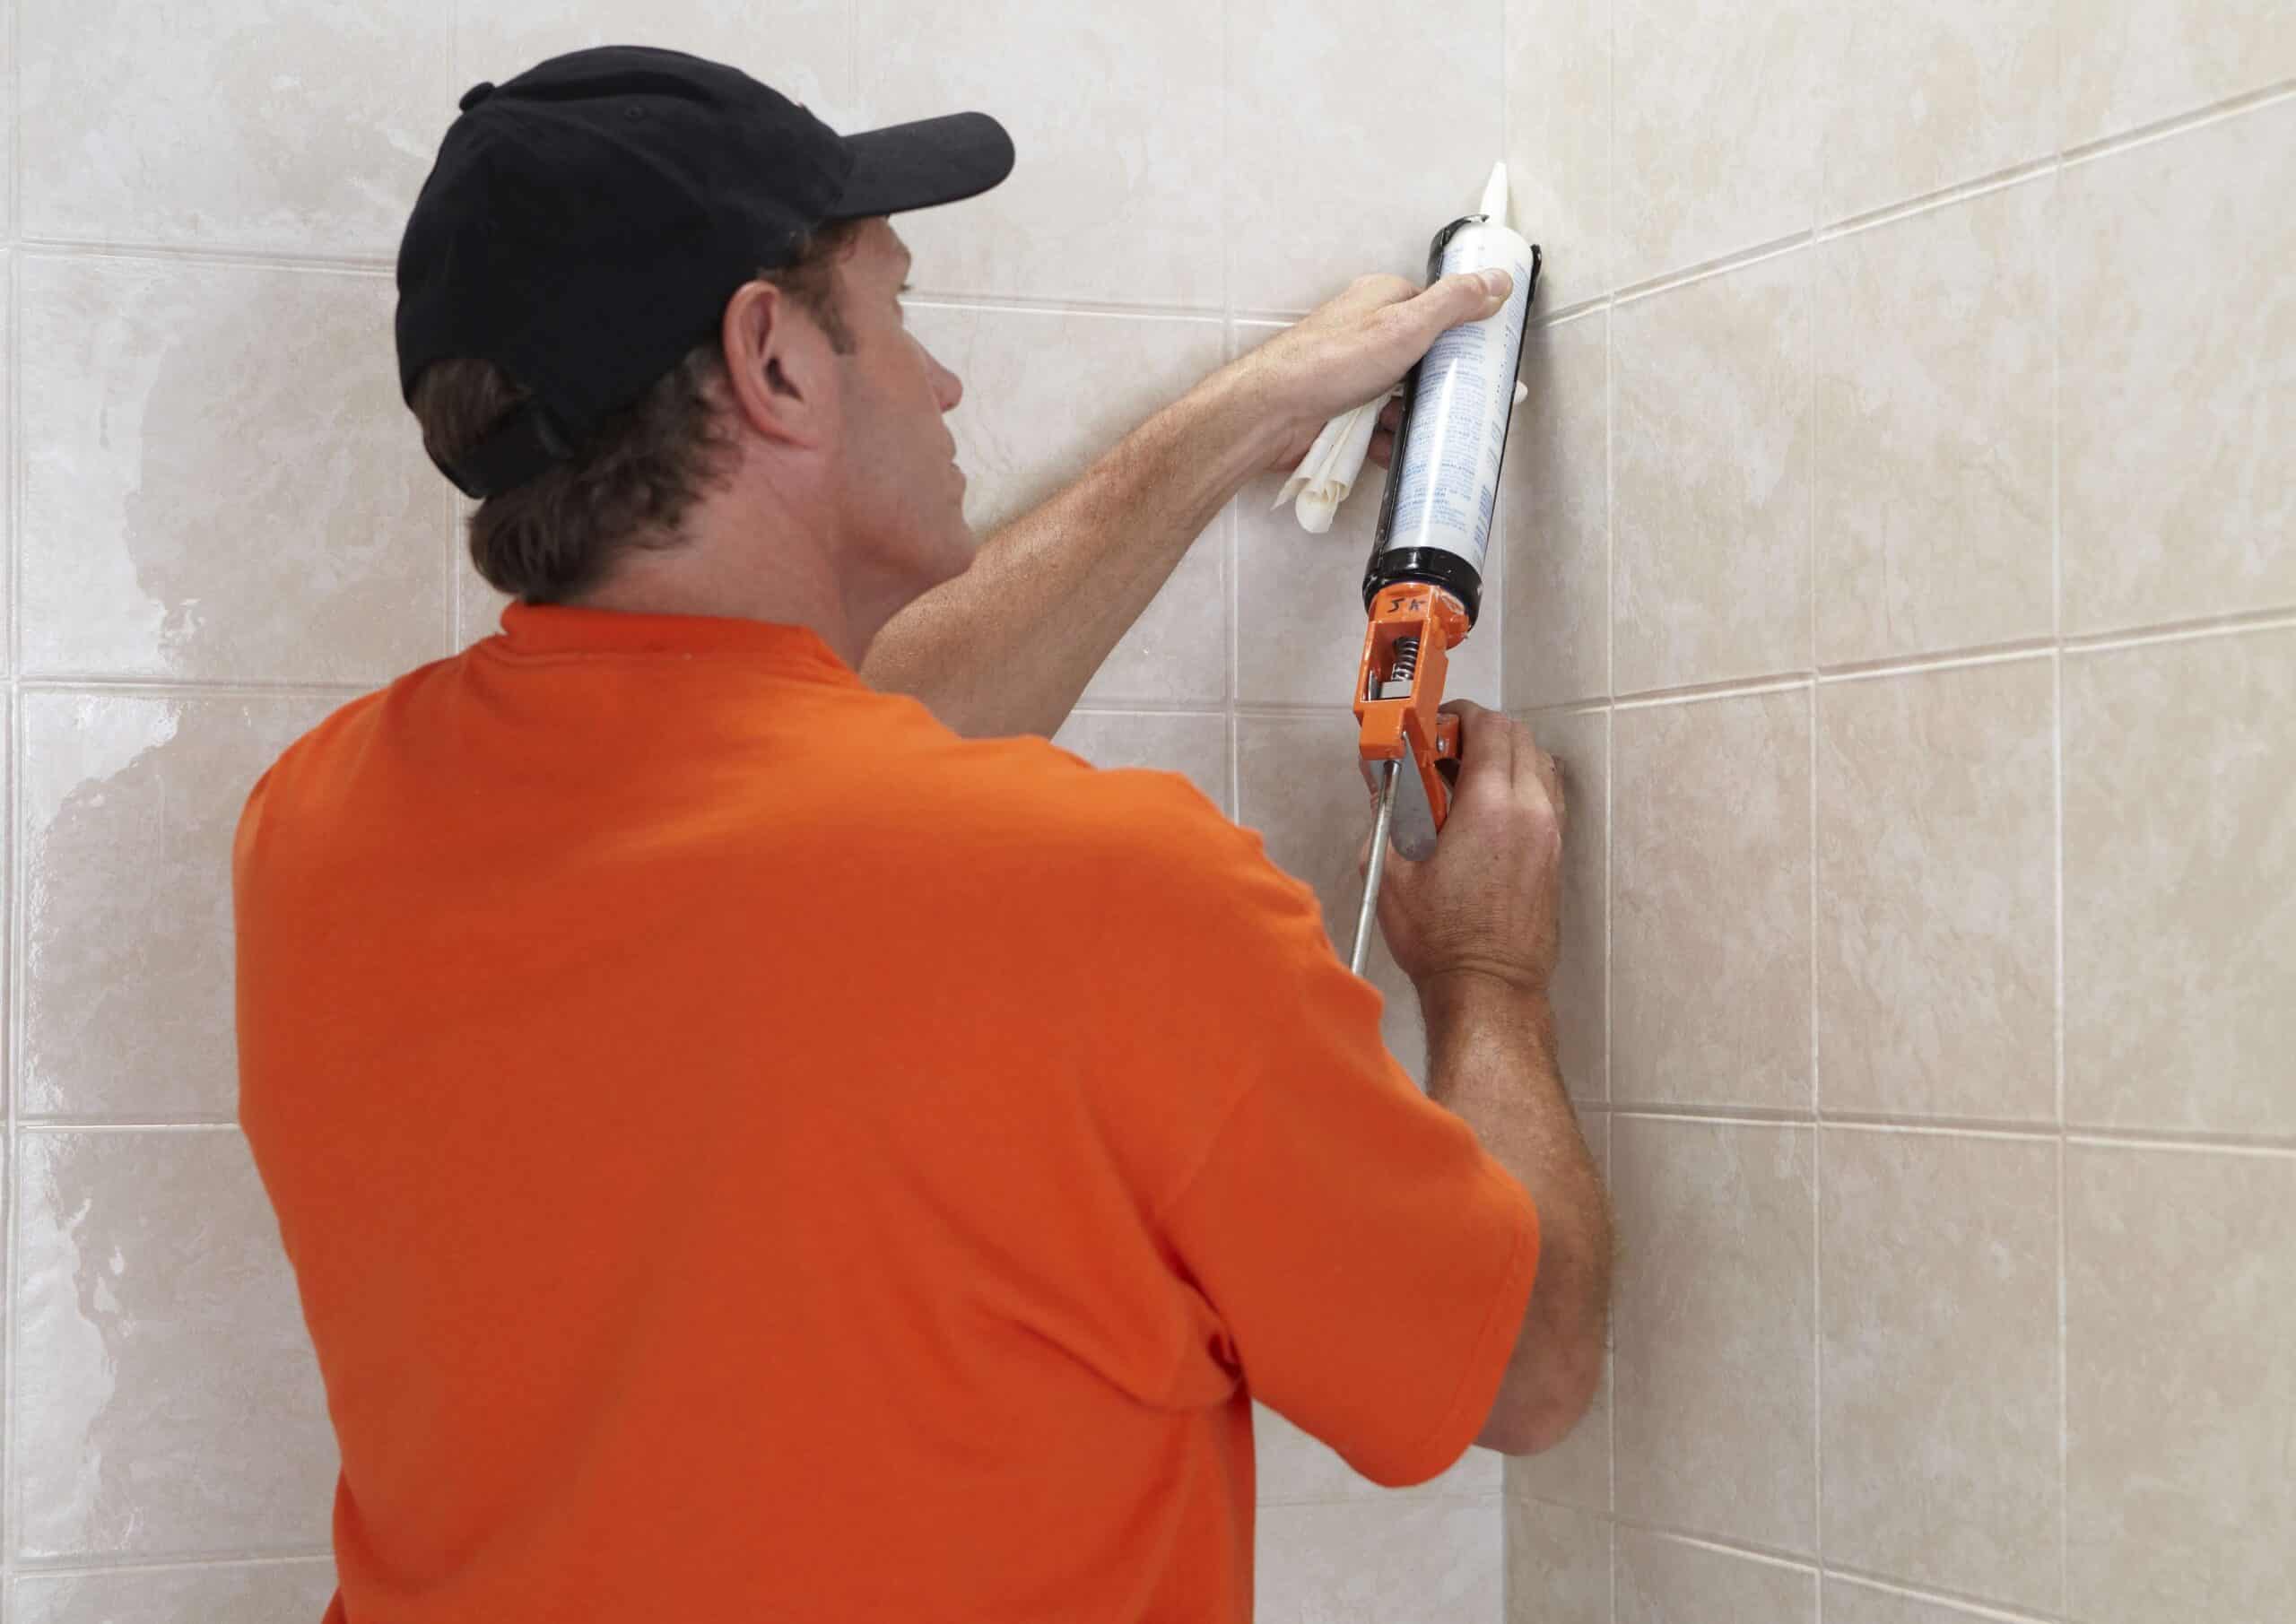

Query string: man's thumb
[1426,268,1510,322]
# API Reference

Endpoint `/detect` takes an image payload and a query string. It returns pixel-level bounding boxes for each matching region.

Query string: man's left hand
[1230,268,1516,476]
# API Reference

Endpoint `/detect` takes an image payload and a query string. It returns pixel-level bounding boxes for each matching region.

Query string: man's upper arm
[1119,796,1541,1487]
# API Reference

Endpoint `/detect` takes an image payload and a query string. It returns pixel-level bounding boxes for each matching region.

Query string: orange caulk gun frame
[1347,583,1471,975]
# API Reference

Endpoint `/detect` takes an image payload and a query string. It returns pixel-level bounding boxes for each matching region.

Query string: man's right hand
[1366,702,1565,997]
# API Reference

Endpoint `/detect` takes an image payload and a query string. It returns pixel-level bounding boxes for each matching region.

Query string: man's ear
[719,279,832,449]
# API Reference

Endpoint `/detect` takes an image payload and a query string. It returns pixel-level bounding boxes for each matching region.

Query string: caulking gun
[1348,161,1542,976]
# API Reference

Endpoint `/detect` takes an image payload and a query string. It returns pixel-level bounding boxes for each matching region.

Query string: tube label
[1377,221,1537,577]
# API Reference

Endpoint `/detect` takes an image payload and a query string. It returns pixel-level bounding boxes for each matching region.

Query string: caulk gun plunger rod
[1351,760,1401,977]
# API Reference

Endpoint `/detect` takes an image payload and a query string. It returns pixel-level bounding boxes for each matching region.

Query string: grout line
[1822,1566,2064,1624]
[2049,126,2070,1606]
[1065,701,1231,721]
[2055,1128,2071,1617]
[2066,1129,2296,1158]
[1808,686,1823,1574]
[1597,1508,2072,1624]
[5,681,20,1578]
[1530,295,1609,330]
[2058,604,2296,654]
[1523,697,1613,723]
[1611,672,1809,710]
[8,1549,335,1580]
[1605,1516,1821,1576]
[1818,639,2057,682]
[1594,1100,2296,1154]
[1815,157,2059,242]
[4,92,22,1570]
[2057,74,2296,168]
[13,675,377,699]
[1821,1113,2060,1141]
[15,1119,241,1134]
[1603,1101,1812,1126]
[11,238,397,276]
[1609,228,1814,308]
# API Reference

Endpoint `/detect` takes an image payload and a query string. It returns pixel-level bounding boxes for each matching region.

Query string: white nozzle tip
[1478,161,1509,225]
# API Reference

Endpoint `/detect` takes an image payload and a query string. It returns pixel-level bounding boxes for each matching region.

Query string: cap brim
[825,111,1014,220]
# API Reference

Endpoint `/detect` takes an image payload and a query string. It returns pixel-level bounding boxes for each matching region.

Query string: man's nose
[931,356,963,414]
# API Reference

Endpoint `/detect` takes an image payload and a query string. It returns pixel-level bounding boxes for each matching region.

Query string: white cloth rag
[1274,380,1531,534]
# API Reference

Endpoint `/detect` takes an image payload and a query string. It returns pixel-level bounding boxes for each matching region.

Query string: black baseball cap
[396,46,1014,499]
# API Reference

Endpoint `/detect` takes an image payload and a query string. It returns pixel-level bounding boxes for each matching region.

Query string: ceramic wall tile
[1256,1497,1504,1624]
[1612,690,1813,1111]
[13,1561,338,1624]
[459,1,855,126]
[1502,0,1612,310]
[2060,101,2296,634]
[19,255,450,683]
[1228,0,1505,315]
[20,0,448,255]
[1613,254,1812,693]
[1613,1117,1817,1552]
[1234,711,1427,1081]
[854,0,1222,306]
[1232,327,1502,712]
[2066,1144,2296,1624]
[1820,0,2057,218]
[1815,662,2056,1122]
[1502,313,1609,710]
[2063,629,2296,1136]
[1820,1129,2061,1610]
[13,1130,336,1560]
[1518,708,1608,1105]
[1613,0,1822,283]
[1813,182,2054,664]
[1050,710,1231,816]
[1613,1527,1817,1624]
[905,303,1230,708]
[1503,1499,1610,1624]
[2060,0,2296,146]
[20,690,341,1121]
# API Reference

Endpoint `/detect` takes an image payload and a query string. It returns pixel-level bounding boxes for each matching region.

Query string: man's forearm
[861,365,1286,740]
[1422,971,1611,1453]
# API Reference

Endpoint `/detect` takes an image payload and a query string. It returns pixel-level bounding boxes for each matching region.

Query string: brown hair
[412,218,869,604]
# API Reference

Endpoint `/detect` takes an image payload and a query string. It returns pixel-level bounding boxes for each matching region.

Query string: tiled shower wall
[4,4,2287,1624]
[1497,1,2295,1622]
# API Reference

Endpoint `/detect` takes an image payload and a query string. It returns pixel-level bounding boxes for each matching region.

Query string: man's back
[235,602,1537,1622]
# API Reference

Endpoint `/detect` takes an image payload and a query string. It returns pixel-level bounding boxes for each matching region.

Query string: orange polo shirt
[234,602,1538,1623]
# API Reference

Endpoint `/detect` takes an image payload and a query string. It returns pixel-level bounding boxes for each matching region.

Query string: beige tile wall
[7,0,1527,1615]
[7,0,2287,1620]
[1501,4,2296,1624]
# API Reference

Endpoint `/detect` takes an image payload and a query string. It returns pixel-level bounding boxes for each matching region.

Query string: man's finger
[1441,699,1518,799]
[1524,744,1567,838]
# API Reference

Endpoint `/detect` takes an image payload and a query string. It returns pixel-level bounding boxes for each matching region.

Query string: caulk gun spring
[1389,637,1421,688]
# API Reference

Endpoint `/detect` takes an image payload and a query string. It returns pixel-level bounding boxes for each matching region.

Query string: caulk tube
[1364,162,1543,628]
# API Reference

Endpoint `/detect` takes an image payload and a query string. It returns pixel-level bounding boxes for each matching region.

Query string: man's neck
[572,531,874,670]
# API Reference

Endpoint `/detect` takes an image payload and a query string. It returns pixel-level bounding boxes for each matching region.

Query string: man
[235,45,1610,1624]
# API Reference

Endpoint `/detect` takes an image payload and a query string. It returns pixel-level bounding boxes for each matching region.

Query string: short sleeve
[1149,854,1541,1489]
